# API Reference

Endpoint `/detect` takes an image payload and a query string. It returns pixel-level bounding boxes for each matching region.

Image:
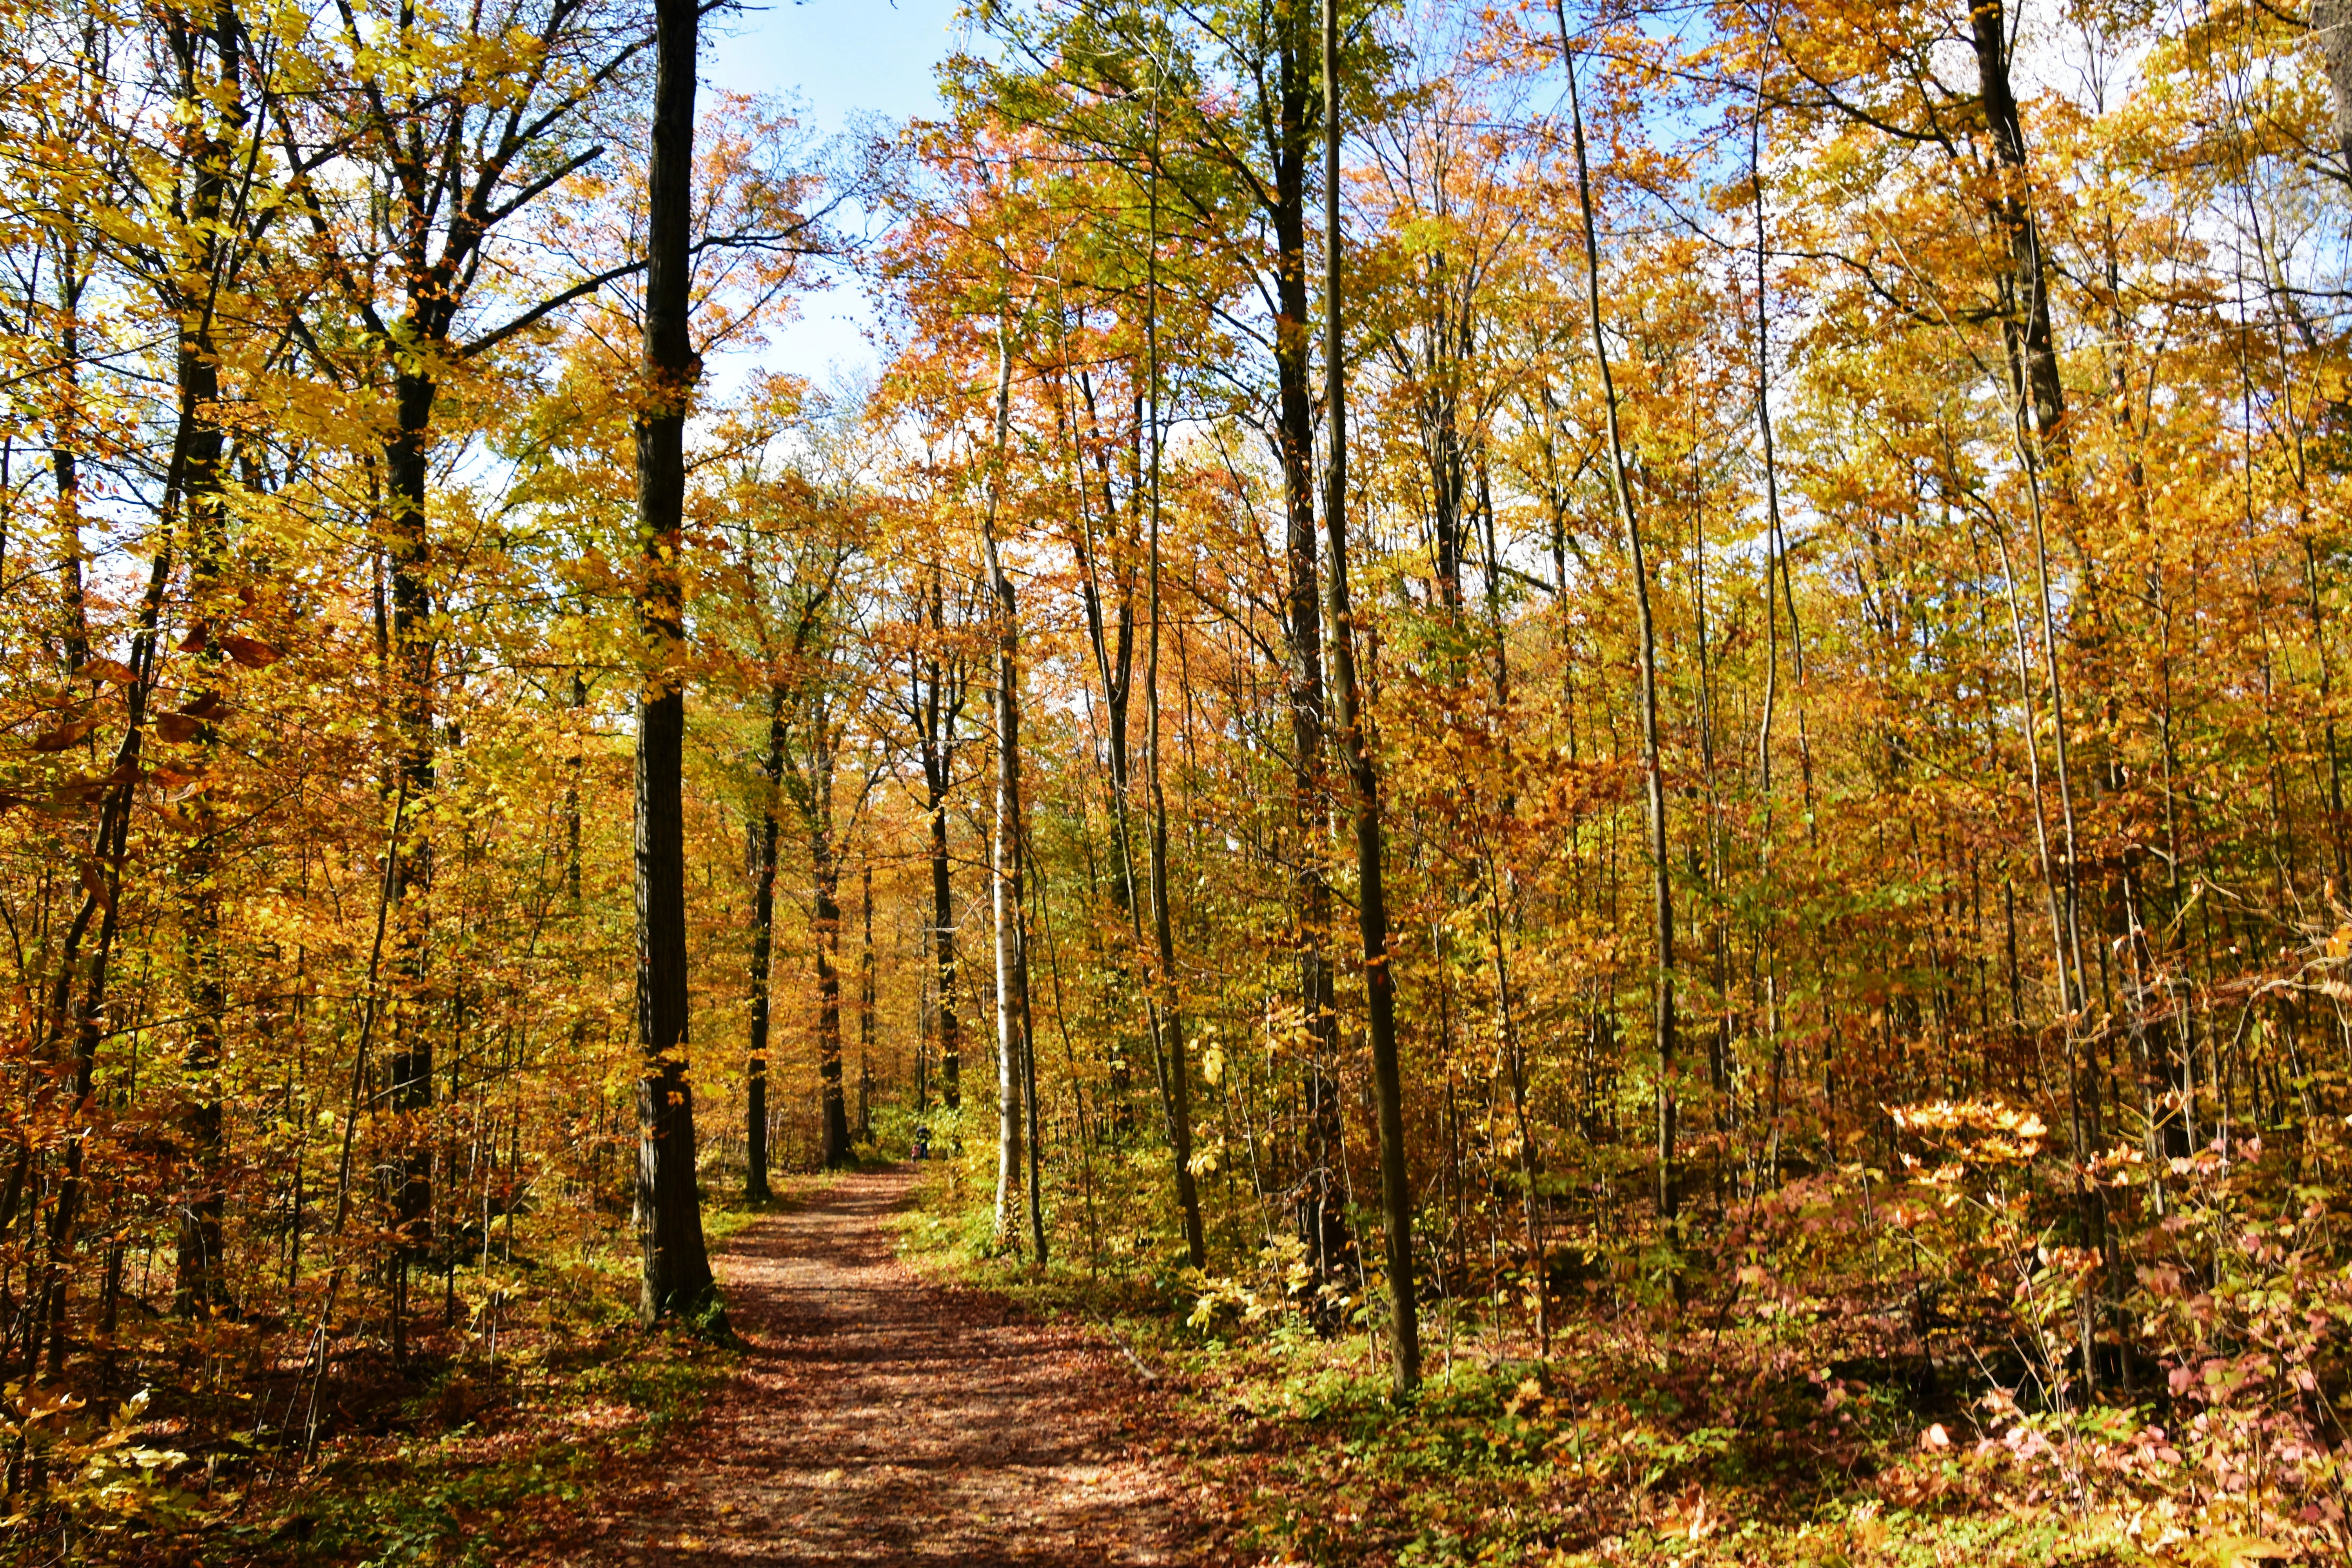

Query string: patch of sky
[699,0,972,392]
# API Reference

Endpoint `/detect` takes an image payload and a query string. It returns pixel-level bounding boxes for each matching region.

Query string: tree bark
[633,0,718,1328]
[1325,0,1419,1397]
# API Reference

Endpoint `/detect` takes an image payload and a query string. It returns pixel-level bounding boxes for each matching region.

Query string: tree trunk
[164,0,239,1321]
[1269,8,1350,1302]
[633,0,717,1328]
[1970,0,2067,458]
[923,566,963,1111]
[1325,0,1418,1397]
[980,327,1032,1255]
[860,862,877,1145]
[566,666,586,907]
[815,808,851,1169]
[384,363,438,1285]
[1559,5,1678,1228]
[930,786,961,1111]
[746,686,784,1201]
[52,227,89,676]
[1141,103,1207,1270]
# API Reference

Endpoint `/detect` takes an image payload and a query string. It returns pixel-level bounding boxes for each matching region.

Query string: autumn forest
[1,0,2349,1561]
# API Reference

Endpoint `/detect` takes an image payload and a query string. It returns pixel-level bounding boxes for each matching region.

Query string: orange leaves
[178,621,280,668]
[30,710,102,752]
[218,634,280,669]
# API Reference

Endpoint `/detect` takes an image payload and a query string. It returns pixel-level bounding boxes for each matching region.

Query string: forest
[0,0,2349,1561]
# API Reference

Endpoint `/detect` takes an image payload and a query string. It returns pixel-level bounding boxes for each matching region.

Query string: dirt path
[585,1168,1205,1566]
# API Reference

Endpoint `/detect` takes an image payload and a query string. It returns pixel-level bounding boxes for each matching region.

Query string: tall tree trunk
[1065,367,1142,1140]
[922,566,963,1111]
[745,686,784,1201]
[1970,0,2066,459]
[566,666,587,906]
[860,862,877,1145]
[384,363,438,1298]
[815,790,851,1168]
[1559,5,1678,1229]
[1142,102,1206,1269]
[633,0,717,1328]
[1325,0,1418,1396]
[164,0,239,1321]
[981,325,1032,1254]
[930,786,961,1111]
[1269,11,1350,1300]
[52,227,89,676]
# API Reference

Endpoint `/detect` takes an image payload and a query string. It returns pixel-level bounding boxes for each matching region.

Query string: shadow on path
[585,1168,1201,1566]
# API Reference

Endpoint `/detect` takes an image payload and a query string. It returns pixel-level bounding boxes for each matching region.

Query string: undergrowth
[9,1189,774,1566]
[895,1150,2351,1567]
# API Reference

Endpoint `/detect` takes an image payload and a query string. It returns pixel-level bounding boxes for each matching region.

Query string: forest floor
[582,1167,1207,1567]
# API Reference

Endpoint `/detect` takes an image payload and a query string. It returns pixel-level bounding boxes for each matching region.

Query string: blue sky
[703,0,970,381]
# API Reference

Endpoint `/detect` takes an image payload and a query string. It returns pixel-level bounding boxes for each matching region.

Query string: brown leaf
[31,712,103,752]
[179,693,228,720]
[177,621,210,654]
[219,635,279,669]
[155,713,203,744]
[78,860,113,914]
[74,658,138,686]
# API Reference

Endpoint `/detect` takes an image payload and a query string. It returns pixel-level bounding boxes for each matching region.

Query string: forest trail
[587,1167,1205,1566]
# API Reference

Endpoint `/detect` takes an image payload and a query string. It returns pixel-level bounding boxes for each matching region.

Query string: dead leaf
[32,712,103,752]
[75,658,138,685]
[155,713,203,744]
[220,634,279,668]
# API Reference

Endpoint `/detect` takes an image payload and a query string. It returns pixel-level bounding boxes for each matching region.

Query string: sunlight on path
[584,1169,1201,1566]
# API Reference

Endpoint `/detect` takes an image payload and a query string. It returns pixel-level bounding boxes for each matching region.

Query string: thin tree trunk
[980,324,1031,1254]
[566,667,586,907]
[1326,0,1418,1396]
[746,686,784,1201]
[815,794,851,1168]
[1142,98,1207,1269]
[917,564,966,1114]
[52,227,89,676]
[1558,3,1678,1228]
[860,862,877,1146]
